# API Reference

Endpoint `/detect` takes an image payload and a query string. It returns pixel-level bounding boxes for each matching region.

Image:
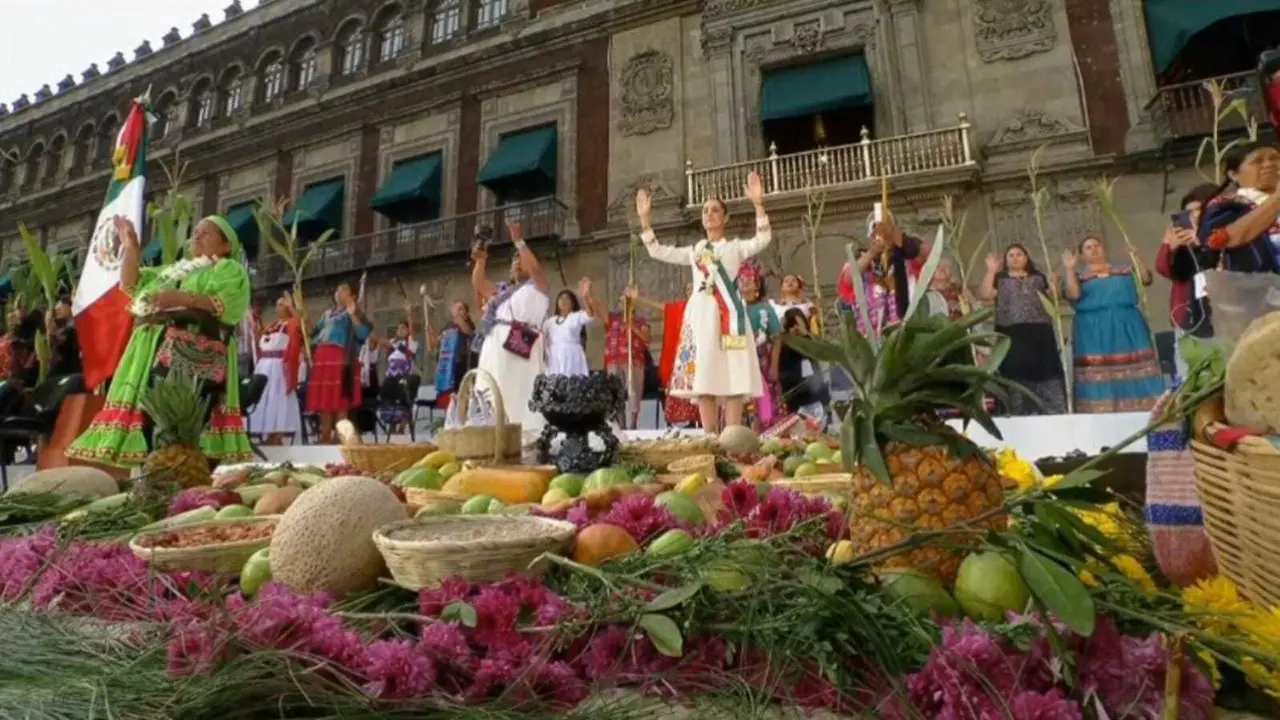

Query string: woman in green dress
[67,214,254,468]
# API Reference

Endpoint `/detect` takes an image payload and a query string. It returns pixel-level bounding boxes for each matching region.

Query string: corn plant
[146,150,194,266]
[254,197,334,361]
[1026,145,1072,411]
[1195,78,1260,184]
[801,185,828,335]
[15,223,67,384]
[1093,176,1157,354]
[939,194,989,318]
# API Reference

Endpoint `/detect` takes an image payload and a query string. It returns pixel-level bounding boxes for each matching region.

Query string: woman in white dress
[543,278,601,376]
[249,295,304,444]
[635,171,772,432]
[471,220,551,434]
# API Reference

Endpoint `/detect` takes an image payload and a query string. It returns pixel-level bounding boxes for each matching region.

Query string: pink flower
[1072,618,1215,720]
[361,638,438,699]
[1008,689,1084,719]
[417,576,472,616]
[712,482,845,551]
[167,488,241,516]
[596,494,687,544]
[0,527,58,600]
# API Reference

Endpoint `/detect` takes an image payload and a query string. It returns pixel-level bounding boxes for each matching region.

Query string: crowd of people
[15,141,1277,464]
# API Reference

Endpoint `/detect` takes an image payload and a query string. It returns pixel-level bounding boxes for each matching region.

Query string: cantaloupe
[7,467,118,498]
[269,476,406,595]
[718,425,760,454]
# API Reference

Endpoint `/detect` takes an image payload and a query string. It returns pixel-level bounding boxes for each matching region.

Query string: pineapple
[788,242,1030,582]
[136,370,213,497]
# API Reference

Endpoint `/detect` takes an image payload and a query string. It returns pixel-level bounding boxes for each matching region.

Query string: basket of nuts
[129,516,280,573]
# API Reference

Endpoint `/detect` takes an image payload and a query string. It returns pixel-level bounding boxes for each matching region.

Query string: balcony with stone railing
[1146,70,1268,141]
[251,196,570,288]
[684,115,977,207]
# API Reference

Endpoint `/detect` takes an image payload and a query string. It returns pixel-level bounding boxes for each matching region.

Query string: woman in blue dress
[1063,236,1164,413]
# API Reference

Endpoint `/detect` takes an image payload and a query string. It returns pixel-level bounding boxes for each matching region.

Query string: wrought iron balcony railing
[684,114,976,207]
[1146,70,1265,140]
[251,196,570,287]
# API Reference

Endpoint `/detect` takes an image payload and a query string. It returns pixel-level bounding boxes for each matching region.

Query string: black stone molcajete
[530,372,626,475]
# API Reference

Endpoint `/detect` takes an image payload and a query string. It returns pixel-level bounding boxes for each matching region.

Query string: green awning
[760,54,873,122]
[1145,2,1280,73]
[477,125,557,199]
[224,202,260,260]
[371,153,443,224]
[282,178,345,241]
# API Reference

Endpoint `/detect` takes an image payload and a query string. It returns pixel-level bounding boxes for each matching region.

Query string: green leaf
[639,613,684,657]
[1035,502,1117,554]
[982,335,1011,374]
[903,225,947,322]
[844,243,880,351]
[858,413,889,482]
[878,422,945,447]
[783,335,847,368]
[1043,467,1106,492]
[1017,547,1095,636]
[840,406,858,473]
[441,601,478,628]
[645,581,704,612]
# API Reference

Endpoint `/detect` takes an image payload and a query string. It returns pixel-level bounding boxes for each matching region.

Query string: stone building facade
[0,0,1272,359]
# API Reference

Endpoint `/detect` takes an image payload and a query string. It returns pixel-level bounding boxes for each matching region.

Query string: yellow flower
[1242,657,1280,700]
[1110,554,1156,595]
[1182,576,1251,635]
[1042,474,1064,488]
[1079,568,1100,588]
[1237,605,1280,653]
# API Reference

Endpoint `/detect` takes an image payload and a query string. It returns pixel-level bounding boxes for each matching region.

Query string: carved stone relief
[617,50,675,137]
[608,238,685,305]
[791,21,823,55]
[704,0,766,20]
[987,109,1084,148]
[989,178,1102,257]
[971,0,1056,63]
[607,173,679,223]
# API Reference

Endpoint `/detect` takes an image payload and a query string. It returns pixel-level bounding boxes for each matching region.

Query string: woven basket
[772,473,854,496]
[667,454,718,480]
[340,443,437,476]
[129,516,280,573]
[437,369,523,464]
[621,437,719,469]
[1191,431,1280,607]
[373,515,577,588]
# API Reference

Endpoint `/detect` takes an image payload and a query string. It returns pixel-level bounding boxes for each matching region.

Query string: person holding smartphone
[1155,184,1219,372]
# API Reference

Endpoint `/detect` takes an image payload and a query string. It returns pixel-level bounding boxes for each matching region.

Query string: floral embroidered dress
[68,257,253,467]
[640,223,771,399]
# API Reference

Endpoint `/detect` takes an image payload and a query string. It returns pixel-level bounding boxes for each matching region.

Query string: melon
[583,467,630,494]
[7,467,118,499]
[718,424,760,454]
[269,476,407,595]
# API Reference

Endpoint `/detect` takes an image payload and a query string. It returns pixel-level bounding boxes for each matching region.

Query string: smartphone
[1171,211,1193,230]
[873,202,884,224]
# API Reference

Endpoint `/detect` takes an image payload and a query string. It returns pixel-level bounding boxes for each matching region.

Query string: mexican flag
[72,97,149,392]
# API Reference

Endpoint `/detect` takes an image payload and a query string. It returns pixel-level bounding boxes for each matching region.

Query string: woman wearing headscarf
[68,214,253,467]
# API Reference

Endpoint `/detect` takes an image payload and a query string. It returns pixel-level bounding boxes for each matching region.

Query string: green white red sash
[695,242,749,351]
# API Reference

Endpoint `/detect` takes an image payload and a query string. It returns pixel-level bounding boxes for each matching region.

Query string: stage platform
[1,411,1151,489]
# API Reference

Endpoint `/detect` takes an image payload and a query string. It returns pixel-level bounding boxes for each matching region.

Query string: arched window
[44,135,66,183]
[220,68,245,116]
[72,123,94,171]
[153,91,176,139]
[291,37,318,90]
[431,0,462,44]
[377,8,406,62]
[96,115,118,166]
[260,52,285,103]
[0,151,17,194]
[190,78,215,127]
[336,21,367,76]
[23,142,44,189]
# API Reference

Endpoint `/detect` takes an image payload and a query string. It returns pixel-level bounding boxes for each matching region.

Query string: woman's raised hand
[577,276,592,297]
[635,188,652,224]
[1061,248,1077,267]
[985,253,1001,273]
[112,215,139,250]
[745,171,765,207]
[506,219,524,243]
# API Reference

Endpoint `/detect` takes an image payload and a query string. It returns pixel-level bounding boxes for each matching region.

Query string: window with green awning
[760,54,873,123]
[1145,1,1280,73]
[477,125,558,203]
[371,152,443,224]
[224,201,260,260]
[283,177,345,242]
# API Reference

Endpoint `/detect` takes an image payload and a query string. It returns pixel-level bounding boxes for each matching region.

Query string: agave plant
[15,223,67,384]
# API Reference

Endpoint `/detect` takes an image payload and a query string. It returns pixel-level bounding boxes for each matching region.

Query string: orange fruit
[572,523,639,567]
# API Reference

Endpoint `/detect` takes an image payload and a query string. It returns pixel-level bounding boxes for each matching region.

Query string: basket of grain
[374,515,577,588]
[771,474,855,496]
[666,454,718,480]
[129,516,280,573]
[1191,425,1280,607]
[436,369,523,464]
[621,436,719,469]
